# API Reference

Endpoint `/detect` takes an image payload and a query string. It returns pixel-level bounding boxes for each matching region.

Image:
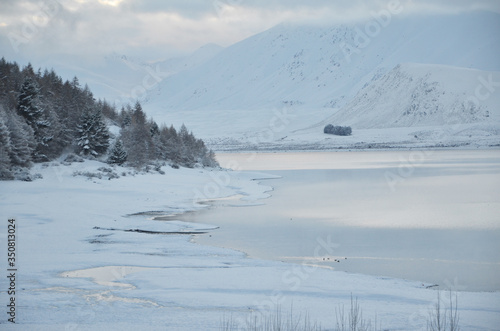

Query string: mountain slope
[50,44,224,103]
[147,11,500,114]
[324,63,500,129]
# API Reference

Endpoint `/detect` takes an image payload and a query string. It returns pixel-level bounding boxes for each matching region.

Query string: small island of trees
[323,124,352,136]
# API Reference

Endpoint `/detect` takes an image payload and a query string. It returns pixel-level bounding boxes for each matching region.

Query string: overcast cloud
[0,0,499,67]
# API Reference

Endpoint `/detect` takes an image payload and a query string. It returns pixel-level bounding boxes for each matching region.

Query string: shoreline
[210,143,500,153]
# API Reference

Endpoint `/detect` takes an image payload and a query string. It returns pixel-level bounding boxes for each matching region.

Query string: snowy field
[1,155,499,330]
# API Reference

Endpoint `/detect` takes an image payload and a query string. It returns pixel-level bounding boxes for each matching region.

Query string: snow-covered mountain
[139,11,499,149]
[50,43,224,104]
[324,63,500,129]
[48,11,498,149]
[147,11,500,112]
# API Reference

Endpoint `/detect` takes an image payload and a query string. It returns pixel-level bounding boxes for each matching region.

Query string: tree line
[0,58,217,180]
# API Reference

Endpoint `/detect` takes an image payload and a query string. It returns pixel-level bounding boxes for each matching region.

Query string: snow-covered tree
[17,76,53,161]
[159,124,181,163]
[107,139,127,165]
[121,102,153,167]
[76,108,110,157]
[324,124,352,136]
[1,59,217,173]
[4,110,34,167]
[178,123,197,167]
[201,149,218,168]
[149,120,163,159]
[120,107,132,128]
[0,116,13,179]
[131,101,146,126]
[17,77,46,131]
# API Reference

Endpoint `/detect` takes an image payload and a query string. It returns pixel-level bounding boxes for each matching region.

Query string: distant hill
[43,43,224,106]
[147,11,500,112]
[325,63,500,129]
[134,11,500,149]
[40,11,499,150]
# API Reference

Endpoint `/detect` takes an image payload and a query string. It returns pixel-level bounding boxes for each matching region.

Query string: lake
[189,150,500,292]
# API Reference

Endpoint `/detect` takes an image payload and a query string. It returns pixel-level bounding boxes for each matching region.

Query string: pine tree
[178,124,196,166]
[148,121,161,159]
[202,149,219,168]
[120,107,131,128]
[159,125,181,163]
[0,116,13,179]
[42,110,65,158]
[76,111,93,155]
[17,76,52,161]
[107,139,127,165]
[131,101,146,126]
[121,102,153,167]
[21,63,35,77]
[121,123,151,167]
[0,59,216,171]
[76,108,110,157]
[92,109,110,155]
[150,120,159,137]
[4,110,34,167]
[17,77,46,130]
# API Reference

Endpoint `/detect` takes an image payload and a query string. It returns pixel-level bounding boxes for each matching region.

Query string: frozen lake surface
[193,150,500,292]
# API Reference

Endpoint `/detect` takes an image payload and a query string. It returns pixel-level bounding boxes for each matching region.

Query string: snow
[1,9,499,331]
[146,12,500,113]
[43,43,224,106]
[1,158,499,330]
[327,64,500,129]
[21,12,499,152]
[119,12,499,152]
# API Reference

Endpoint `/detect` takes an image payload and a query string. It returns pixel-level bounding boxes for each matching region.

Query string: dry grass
[221,291,460,331]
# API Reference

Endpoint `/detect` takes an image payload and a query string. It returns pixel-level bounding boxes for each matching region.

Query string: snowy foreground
[1,159,499,330]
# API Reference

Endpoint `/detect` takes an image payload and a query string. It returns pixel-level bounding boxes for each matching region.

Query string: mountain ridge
[146,11,500,115]
[321,63,500,129]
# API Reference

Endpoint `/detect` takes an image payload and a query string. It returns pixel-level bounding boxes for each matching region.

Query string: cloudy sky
[1,0,499,68]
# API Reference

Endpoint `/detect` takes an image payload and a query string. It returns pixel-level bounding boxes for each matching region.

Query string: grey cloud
[1,0,499,67]
[124,0,218,18]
